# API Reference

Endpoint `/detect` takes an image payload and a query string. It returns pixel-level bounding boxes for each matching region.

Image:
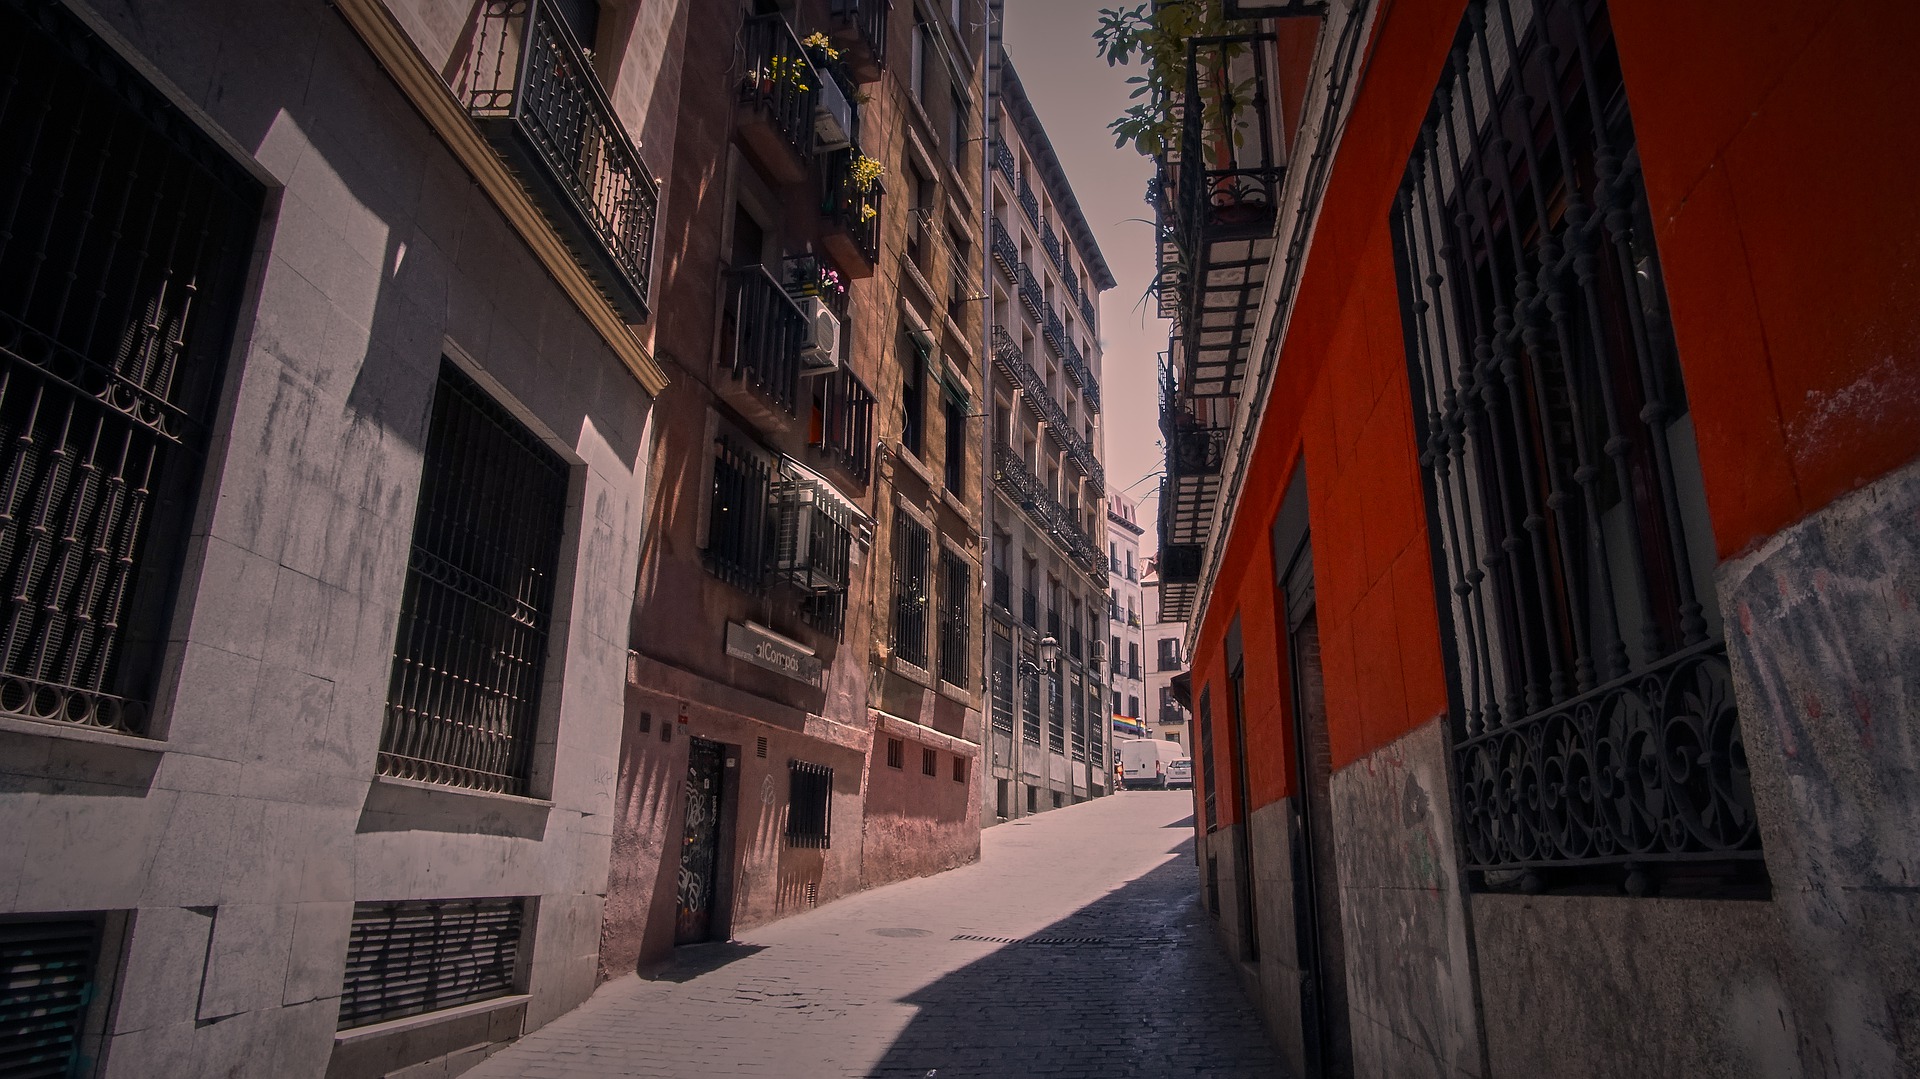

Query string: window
[339,898,525,1029]
[705,431,772,595]
[1198,687,1217,832]
[1112,690,1121,713]
[1046,578,1062,637]
[1393,0,1758,895]
[991,531,1011,609]
[990,626,1015,733]
[900,329,926,456]
[811,368,875,482]
[943,391,967,495]
[382,365,569,796]
[1126,551,1135,580]
[953,755,968,783]
[891,511,931,668]
[1112,636,1122,663]
[937,549,970,687]
[1088,684,1104,761]
[910,17,929,103]
[886,737,904,768]
[1128,642,1140,680]
[1158,637,1182,671]
[1160,685,1181,723]
[773,464,856,639]
[948,86,968,170]
[1021,641,1041,744]
[1068,598,1084,661]
[0,1,261,738]
[1,917,103,1072]
[1022,556,1039,627]
[787,761,833,848]
[1127,695,1139,718]
[1047,668,1064,753]
[1166,733,1181,743]
[922,747,938,776]
[1070,675,1086,760]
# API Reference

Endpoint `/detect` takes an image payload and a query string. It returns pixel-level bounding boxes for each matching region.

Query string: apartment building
[0,0,683,1074]
[1106,492,1148,746]
[1142,563,1189,755]
[594,0,990,976]
[1141,0,1920,1076]
[978,37,1116,823]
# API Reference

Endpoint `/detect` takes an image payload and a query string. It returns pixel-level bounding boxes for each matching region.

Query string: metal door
[674,738,726,945]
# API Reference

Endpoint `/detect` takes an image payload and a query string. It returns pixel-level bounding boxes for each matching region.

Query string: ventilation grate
[338,898,524,1030]
[0,919,98,1079]
[757,736,768,759]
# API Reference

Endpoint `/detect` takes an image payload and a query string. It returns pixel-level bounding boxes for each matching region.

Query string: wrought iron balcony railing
[1062,326,1099,413]
[827,0,890,82]
[993,445,1102,578]
[1040,220,1065,276]
[1081,289,1097,326]
[1017,262,1045,319]
[991,218,1021,280]
[819,143,883,269]
[739,14,818,169]
[1018,175,1039,226]
[992,326,1103,492]
[465,0,659,320]
[726,265,807,415]
[993,139,1018,189]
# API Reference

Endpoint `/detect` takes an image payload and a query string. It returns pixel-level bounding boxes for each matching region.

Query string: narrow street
[466,793,1281,1079]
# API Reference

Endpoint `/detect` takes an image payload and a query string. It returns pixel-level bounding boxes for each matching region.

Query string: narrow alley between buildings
[465,793,1278,1079]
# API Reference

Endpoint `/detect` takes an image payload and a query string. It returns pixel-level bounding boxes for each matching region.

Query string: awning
[779,454,870,526]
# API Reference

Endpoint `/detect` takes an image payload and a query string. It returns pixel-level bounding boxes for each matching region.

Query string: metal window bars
[1393,0,1760,896]
[338,898,524,1030]
[938,549,970,687]
[380,365,568,795]
[786,760,834,847]
[0,0,261,737]
[772,461,855,639]
[725,265,807,415]
[819,143,884,267]
[1046,666,1065,753]
[0,917,99,1076]
[991,627,1015,733]
[462,0,660,320]
[1021,639,1041,744]
[1070,674,1086,761]
[891,511,930,668]
[704,433,773,596]
[809,367,874,482]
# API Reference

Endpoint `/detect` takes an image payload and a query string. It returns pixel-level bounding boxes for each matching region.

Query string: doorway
[1274,469,1353,1076]
[675,737,727,945]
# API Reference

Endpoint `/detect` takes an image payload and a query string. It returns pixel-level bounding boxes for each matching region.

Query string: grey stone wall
[0,1,658,1075]
[1329,719,1483,1079]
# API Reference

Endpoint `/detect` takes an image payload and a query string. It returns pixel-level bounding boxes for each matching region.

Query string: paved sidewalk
[466,792,1282,1078]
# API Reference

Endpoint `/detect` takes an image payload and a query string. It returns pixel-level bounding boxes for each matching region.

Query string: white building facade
[1107,493,1149,747]
[1143,564,1191,754]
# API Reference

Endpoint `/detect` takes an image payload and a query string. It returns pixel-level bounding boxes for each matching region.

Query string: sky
[999,0,1170,553]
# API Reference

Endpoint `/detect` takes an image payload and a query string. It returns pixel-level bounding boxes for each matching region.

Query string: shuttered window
[0,919,99,1079]
[786,761,833,848]
[338,898,526,1030]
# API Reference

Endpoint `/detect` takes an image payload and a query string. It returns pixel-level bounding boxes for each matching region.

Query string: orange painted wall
[1187,0,1920,817]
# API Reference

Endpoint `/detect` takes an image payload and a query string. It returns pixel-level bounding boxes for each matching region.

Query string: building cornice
[330,0,669,397]
[998,54,1116,291]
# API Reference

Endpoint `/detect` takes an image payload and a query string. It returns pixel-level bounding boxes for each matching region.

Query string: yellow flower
[802,32,841,62]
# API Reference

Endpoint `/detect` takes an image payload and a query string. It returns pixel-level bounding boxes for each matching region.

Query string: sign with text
[724,621,824,688]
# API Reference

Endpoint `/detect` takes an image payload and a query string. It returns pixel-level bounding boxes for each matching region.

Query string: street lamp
[1017,635,1060,679]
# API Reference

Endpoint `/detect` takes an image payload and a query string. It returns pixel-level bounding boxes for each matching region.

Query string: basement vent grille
[757,736,769,759]
[338,898,524,1030]
[0,919,99,1078]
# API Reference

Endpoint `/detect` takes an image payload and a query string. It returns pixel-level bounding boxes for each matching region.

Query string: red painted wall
[1187,0,1920,815]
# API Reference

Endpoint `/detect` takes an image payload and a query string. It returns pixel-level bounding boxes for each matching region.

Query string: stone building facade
[0,0,681,1074]
[593,0,991,978]
[1149,0,1920,1077]
[979,40,1116,824]
[1106,491,1149,745]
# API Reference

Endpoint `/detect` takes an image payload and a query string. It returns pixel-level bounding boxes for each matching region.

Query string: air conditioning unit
[773,482,823,584]
[815,76,853,150]
[799,296,841,371]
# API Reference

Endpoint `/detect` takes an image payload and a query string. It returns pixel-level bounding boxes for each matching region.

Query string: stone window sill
[334,994,531,1046]
[0,712,165,753]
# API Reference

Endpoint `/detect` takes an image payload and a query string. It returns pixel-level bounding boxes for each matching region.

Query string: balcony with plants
[738,13,819,185]
[819,143,884,274]
[827,0,891,83]
[461,0,659,321]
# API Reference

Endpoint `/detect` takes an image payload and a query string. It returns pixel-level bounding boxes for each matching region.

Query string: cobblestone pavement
[466,791,1283,1078]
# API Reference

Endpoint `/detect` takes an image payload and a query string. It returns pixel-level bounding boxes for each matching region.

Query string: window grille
[937,549,969,687]
[953,755,967,783]
[380,365,567,795]
[990,627,1015,734]
[0,0,260,737]
[1020,642,1041,744]
[886,737,903,768]
[725,265,806,415]
[338,898,525,1030]
[891,512,930,668]
[1198,687,1217,832]
[786,760,833,848]
[0,917,100,1076]
[1047,668,1064,753]
[705,433,772,596]
[921,746,937,776]
[1088,686,1104,761]
[1393,0,1761,895]
[811,368,875,482]
[1069,675,1086,761]
[1158,638,1182,671]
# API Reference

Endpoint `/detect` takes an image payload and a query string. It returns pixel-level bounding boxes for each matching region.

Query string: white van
[1165,758,1193,790]
[1118,738,1186,789]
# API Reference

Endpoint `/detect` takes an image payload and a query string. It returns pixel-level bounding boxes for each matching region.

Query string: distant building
[1107,493,1149,747]
[1142,561,1189,756]
[979,38,1116,821]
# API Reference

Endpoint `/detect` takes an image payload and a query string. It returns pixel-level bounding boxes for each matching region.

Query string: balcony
[818,143,883,275]
[725,265,807,417]
[992,139,1018,190]
[1017,175,1039,226]
[1062,330,1099,413]
[1040,219,1065,276]
[991,218,1021,280]
[1167,32,1283,399]
[993,444,1102,580]
[463,0,659,321]
[1157,354,1228,621]
[828,0,890,83]
[1016,262,1045,319]
[738,14,818,185]
[992,326,1102,493]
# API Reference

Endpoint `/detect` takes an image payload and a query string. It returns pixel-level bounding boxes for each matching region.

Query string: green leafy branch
[1094,1,1256,159]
